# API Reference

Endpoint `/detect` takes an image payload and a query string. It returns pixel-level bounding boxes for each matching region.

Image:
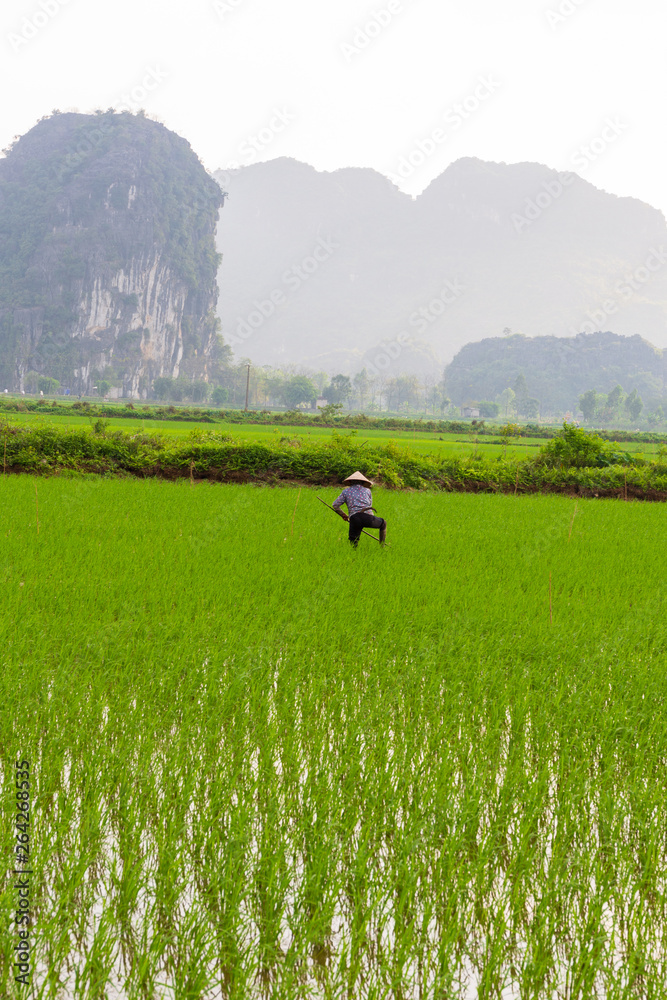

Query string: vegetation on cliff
[0,111,222,391]
[0,111,221,306]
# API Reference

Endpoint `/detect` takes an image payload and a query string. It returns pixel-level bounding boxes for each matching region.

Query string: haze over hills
[444,331,666,413]
[214,157,667,377]
[3,112,667,407]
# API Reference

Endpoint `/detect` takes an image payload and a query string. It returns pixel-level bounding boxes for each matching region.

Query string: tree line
[149,365,455,414]
[577,385,652,426]
[468,375,660,428]
[14,360,666,429]
[21,359,456,414]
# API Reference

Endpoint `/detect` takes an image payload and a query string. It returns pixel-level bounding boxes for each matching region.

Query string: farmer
[332,471,387,547]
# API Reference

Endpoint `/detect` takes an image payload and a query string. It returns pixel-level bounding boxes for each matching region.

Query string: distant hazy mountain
[213,157,667,377]
[444,331,665,412]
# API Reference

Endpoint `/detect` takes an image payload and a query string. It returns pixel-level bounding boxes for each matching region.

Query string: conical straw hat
[343,470,373,486]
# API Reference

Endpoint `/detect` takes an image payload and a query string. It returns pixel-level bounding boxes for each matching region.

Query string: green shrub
[538,422,612,468]
[211,385,229,407]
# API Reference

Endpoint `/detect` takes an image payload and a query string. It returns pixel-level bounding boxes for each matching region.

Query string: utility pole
[244,363,250,411]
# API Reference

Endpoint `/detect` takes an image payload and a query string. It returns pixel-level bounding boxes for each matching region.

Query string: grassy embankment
[2,417,667,499]
[1,410,547,459]
[3,395,667,442]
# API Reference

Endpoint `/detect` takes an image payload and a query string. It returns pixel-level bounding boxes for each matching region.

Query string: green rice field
[2,476,667,997]
[3,409,649,462]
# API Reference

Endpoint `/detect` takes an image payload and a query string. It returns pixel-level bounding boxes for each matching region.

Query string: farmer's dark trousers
[348,512,386,546]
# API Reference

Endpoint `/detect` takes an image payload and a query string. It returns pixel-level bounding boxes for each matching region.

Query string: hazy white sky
[2,0,665,214]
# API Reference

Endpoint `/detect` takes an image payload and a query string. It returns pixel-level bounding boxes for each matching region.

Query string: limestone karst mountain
[444,330,666,412]
[0,111,223,395]
[4,117,667,398]
[214,157,667,376]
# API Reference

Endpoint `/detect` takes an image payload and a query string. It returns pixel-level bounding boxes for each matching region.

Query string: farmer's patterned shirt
[332,485,373,517]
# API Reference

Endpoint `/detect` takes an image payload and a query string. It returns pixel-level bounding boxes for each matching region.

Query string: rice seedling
[1,477,667,997]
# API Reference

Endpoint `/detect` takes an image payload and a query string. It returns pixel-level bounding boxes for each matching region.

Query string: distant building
[461,406,480,418]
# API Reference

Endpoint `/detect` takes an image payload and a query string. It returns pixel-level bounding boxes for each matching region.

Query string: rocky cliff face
[0,111,222,395]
